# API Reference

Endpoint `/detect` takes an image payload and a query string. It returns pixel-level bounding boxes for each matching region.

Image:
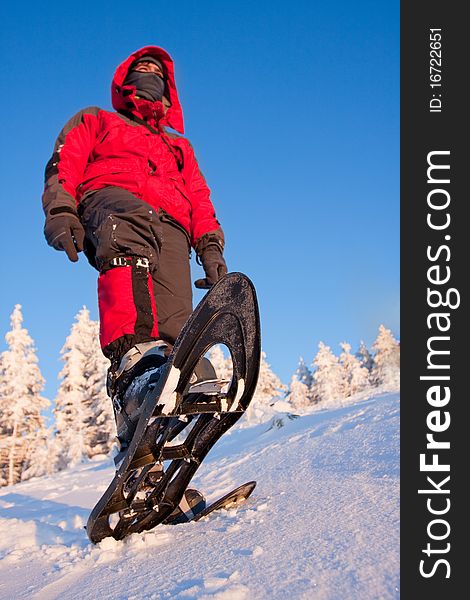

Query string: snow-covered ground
[0,392,399,600]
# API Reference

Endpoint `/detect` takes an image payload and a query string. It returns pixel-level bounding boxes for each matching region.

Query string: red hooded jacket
[42,46,221,248]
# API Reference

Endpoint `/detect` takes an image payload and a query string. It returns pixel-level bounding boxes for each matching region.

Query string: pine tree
[243,351,286,426]
[21,426,55,481]
[0,305,50,486]
[287,375,311,411]
[355,340,374,373]
[287,357,315,410]
[339,342,370,396]
[53,330,88,469]
[311,341,348,404]
[370,325,400,389]
[53,307,114,469]
[296,357,314,389]
[86,318,115,455]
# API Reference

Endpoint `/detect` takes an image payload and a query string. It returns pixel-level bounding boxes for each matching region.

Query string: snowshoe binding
[109,340,169,453]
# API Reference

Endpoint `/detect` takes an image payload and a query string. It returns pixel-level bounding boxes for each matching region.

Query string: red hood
[111,46,184,134]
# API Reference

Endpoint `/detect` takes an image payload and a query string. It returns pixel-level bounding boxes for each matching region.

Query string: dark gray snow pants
[78,186,193,362]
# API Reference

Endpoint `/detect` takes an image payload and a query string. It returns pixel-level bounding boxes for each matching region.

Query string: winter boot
[109,340,169,449]
[109,340,169,396]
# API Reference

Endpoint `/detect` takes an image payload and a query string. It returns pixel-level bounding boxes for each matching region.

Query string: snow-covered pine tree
[311,341,348,404]
[339,342,370,396]
[287,376,311,412]
[297,357,314,389]
[53,307,114,470]
[242,351,286,426]
[0,305,50,486]
[370,325,400,390]
[21,426,55,481]
[86,318,115,455]
[53,319,89,470]
[207,344,233,381]
[355,340,374,373]
[287,357,315,411]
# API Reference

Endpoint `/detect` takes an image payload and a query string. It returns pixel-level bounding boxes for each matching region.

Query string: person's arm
[180,140,222,246]
[42,107,100,261]
[180,139,227,288]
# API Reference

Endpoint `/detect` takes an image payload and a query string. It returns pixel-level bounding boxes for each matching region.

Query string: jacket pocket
[83,158,142,180]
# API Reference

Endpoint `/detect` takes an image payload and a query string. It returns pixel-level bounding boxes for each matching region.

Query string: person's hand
[194,244,227,289]
[44,207,85,262]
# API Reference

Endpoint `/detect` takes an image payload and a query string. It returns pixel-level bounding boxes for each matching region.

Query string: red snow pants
[79,187,193,363]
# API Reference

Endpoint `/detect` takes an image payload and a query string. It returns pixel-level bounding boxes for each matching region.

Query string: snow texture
[0,392,399,599]
[157,365,181,414]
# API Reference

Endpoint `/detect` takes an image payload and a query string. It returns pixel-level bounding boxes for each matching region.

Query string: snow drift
[0,392,399,599]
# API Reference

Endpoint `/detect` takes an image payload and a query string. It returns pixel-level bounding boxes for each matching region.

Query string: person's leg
[153,215,216,384]
[79,187,163,367]
[153,212,193,346]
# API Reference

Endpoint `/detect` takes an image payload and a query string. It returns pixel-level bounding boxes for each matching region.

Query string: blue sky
[0,1,399,400]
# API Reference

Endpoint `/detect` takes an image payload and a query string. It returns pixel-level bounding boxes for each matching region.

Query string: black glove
[44,207,85,263]
[194,244,227,289]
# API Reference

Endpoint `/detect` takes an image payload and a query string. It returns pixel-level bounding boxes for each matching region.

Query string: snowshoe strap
[114,341,168,380]
[187,378,231,395]
[114,404,136,446]
[178,492,196,521]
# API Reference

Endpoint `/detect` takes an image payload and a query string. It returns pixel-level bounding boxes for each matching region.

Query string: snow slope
[0,392,399,600]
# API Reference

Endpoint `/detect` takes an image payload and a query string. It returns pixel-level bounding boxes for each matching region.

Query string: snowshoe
[86,272,261,543]
[191,481,256,522]
[163,482,257,524]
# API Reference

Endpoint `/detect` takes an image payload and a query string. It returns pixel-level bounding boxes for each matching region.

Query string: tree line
[0,305,399,486]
